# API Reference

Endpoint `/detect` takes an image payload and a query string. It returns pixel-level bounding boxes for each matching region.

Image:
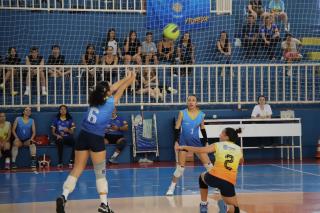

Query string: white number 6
[88,107,99,124]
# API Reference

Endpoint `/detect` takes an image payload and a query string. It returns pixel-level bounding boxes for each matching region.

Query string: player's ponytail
[89,81,110,107]
[225,127,241,143]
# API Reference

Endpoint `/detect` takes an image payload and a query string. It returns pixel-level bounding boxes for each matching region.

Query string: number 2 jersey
[209,142,243,185]
[179,109,205,147]
[81,96,115,137]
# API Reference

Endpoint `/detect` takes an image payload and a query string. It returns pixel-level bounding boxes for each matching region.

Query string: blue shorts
[75,130,105,152]
[179,138,203,147]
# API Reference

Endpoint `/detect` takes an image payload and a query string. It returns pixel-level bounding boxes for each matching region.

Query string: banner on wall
[146,0,210,30]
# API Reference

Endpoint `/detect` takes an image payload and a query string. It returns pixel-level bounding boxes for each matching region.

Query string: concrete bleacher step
[301,37,320,46]
[307,52,320,61]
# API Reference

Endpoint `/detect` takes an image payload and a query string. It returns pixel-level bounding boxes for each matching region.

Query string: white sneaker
[0,83,4,90]
[24,90,30,96]
[42,90,47,96]
[138,158,147,163]
[166,186,175,196]
[167,87,178,94]
[144,158,153,163]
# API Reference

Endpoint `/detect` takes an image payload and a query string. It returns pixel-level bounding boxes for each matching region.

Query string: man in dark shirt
[241,15,260,58]
[24,47,47,96]
[47,45,69,77]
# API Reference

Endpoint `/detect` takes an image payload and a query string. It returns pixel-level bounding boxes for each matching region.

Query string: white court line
[271,164,320,177]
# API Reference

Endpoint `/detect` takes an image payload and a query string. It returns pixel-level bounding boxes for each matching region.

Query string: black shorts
[75,130,105,152]
[204,173,236,197]
[104,134,124,144]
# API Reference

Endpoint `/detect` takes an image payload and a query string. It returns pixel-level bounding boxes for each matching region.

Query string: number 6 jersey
[82,96,115,136]
[209,142,243,185]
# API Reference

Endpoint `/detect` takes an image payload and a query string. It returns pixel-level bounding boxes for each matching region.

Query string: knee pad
[204,162,213,171]
[199,175,208,189]
[93,160,106,179]
[116,139,126,151]
[63,175,78,193]
[173,165,185,178]
[234,206,240,213]
[94,160,108,194]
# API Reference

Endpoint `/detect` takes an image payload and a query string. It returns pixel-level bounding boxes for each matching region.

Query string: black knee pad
[3,150,11,158]
[116,139,126,151]
[199,175,208,189]
[234,206,240,213]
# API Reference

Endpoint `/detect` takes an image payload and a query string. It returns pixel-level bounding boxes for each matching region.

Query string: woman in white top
[251,95,272,119]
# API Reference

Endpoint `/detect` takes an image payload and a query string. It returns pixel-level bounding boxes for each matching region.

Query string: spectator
[247,0,269,21]
[0,47,21,96]
[157,35,174,63]
[216,31,232,64]
[251,95,272,118]
[104,108,128,164]
[260,16,280,60]
[47,45,69,77]
[281,33,302,63]
[268,0,288,31]
[101,46,118,82]
[124,31,142,65]
[51,105,76,168]
[141,32,158,65]
[103,28,122,60]
[24,47,47,96]
[0,112,11,170]
[136,69,164,101]
[11,107,37,168]
[242,15,260,58]
[81,44,100,90]
[101,46,118,66]
[176,32,195,75]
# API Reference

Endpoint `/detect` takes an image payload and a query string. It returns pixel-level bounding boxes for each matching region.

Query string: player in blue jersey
[11,107,37,169]
[104,108,128,164]
[166,95,214,196]
[56,71,136,213]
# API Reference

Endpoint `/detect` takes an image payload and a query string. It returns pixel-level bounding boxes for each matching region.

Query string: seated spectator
[81,44,100,89]
[51,105,76,168]
[268,0,288,31]
[260,16,280,60]
[251,95,272,118]
[101,46,118,82]
[157,35,174,63]
[47,45,69,77]
[136,69,165,101]
[124,31,142,65]
[24,47,47,96]
[241,15,259,58]
[176,32,195,75]
[281,33,302,63]
[103,28,122,60]
[0,112,11,170]
[101,46,118,66]
[11,107,37,169]
[247,0,269,20]
[0,47,21,96]
[104,108,128,164]
[141,32,158,65]
[216,31,232,64]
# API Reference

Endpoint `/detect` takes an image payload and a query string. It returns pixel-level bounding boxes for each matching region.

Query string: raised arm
[110,73,132,93]
[113,71,136,103]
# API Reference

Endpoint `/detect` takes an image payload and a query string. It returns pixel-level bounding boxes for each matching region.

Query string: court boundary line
[270,164,320,177]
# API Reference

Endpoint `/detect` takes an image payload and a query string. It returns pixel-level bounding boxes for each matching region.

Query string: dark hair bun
[235,128,242,134]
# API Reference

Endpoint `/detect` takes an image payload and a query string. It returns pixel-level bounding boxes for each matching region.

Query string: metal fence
[1,64,320,110]
[0,0,226,13]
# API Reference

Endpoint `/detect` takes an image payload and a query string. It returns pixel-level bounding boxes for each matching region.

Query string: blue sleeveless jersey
[16,117,33,141]
[81,96,115,136]
[179,109,205,147]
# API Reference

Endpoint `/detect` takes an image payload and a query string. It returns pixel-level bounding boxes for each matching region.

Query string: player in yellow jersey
[177,127,243,213]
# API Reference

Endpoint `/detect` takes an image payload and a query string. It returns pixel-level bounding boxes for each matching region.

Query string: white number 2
[87,107,99,124]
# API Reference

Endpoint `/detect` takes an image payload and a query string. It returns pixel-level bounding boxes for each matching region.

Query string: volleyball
[163,23,180,40]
